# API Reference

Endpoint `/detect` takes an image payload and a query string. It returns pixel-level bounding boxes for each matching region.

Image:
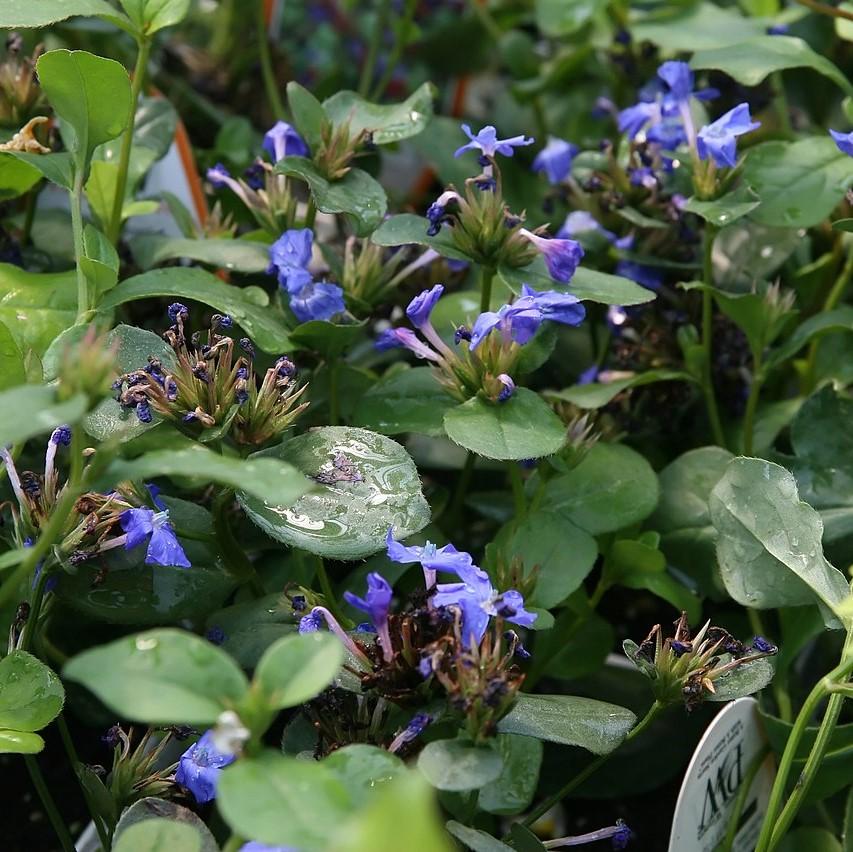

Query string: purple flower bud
[50,425,72,446]
[239,338,255,357]
[206,626,227,646]
[206,163,232,189]
[519,230,585,283]
[406,284,444,329]
[168,303,189,323]
[263,120,310,163]
[830,129,853,157]
[375,328,441,362]
[752,636,777,654]
[136,401,152,424]
[496,373,515,402]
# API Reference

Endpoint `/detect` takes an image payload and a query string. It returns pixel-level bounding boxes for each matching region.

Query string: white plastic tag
[668,697,775,852]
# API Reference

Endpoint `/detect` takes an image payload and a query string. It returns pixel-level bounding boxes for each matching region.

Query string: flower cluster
[624,612,778,711]
[377,282,584,405]
[267,228,346,322]
[114,305,307,447]
[0,430,190,573]
[206,120,307,233]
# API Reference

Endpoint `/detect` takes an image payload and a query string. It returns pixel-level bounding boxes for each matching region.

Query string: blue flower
[657,60,694,104]
[532,137,579,185]
[697,104,760,168]
[497,374,515,402]
[454,124,534,159]
[388,712,432,753]
[50,425,72,446]
[135,401,152,424]
[629,167,656,189]
[578,364,600,384]
[343,572,394,661]
[518,230,584,283]
[615,261,663,292]
[767,23,789,34]
[521,284,587,327]
[120,507,190,568]
[618,101,660,140]
[206,163,232,189]
[375,328,441,362]
[243,162,266,190]
[168,303,189,323]
[240,843,300,852]
[299,610,324,633]
[752,636,778,654]
[469,301,542,350]
[432,562,536,644]
[262,120,310,162]
[175,731,235,804]
[830,129,853,157]
[289,281,345,322]
[425,190,460,236]
[268,228,314,292]
[406,284,444,329]
[544,820,633,850]
[386,528,474,588]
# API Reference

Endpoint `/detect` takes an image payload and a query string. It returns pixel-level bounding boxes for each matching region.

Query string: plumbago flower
[175,730,235,804]
[114,305,307,447]
[205,120,307,232]
[532,136,579,185]
[1,430,189,570]
[624,612,778,711]
[830,128,853,156]
[696,104,761,168]
[267,228,346,322]
[376,282,585,404]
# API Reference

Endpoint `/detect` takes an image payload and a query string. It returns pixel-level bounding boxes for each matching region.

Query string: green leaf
[254,632,344,710]
[547,369,696,410]
[323,744,406,806]
[0,651,64,732]
[0,0,130,28]
[707,657,776,702]
[490,510,597,608]
[98,268,292,353]
[543,443,660,535]
[496,694,637,754]
[791,385,853,471]
[7,151,74,189]
[289,320,367,359]
[286,82,327,150]
[63,628,250,725]
[112,819,201,852]
[0,384,87,448]
[103,446,312,506]
[446,822,514,852]
[779,829,841,852]
[0,320,25,391]
[477,734,543,816]
[443,388,566,460]
[129,235,271,273]
[417,738,503,791]
[277,158,387,237]
[0,263,77,356]
[370,213,471,262]
[238,426,430,559]
[691,36,853,94]
[631,4,765,51]
[535,0,606,35]
[683,187,762,228]
[336,771,453,852]
[499,259,657,307]
[78,324,176,442]
[0,729,44,754]
[113,798,219,852]
[217,751,352,849]
[36,50,132,168]
[118,0,191,34]
[743,138,853,229]
[80,223,120,298]
[322,82,435,144]
[710,458,850,626]
[766,306,853,369]
[0,153,41,200]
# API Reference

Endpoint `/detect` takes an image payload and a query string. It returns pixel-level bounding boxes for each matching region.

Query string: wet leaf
[238,426,430,560]
[478,734,543,815]
[0,651,64,732]
[0,384,87,448]
[417,738,503,791]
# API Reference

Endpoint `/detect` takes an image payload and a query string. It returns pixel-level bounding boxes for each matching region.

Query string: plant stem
[804,243,853,391]
[520,701,663,829]
[21,183,40,247]
[370,0,417,100]
[107,36,151,245]
[24,755,76,852]
[212,489,265,595]
[256,0,286,119]
[70,166,89,323]
[742,351,763,456]
[315,557,342,620]
[303,196,317,230]
[509,463,526,519]
[700,226,726,448]
[794,0,853,20]
[480,266,495,313]
[222,834,245,852]
[56,714,111,852]
[718,746,770,852]
[358,0,392,97]
[755,631,853,852]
